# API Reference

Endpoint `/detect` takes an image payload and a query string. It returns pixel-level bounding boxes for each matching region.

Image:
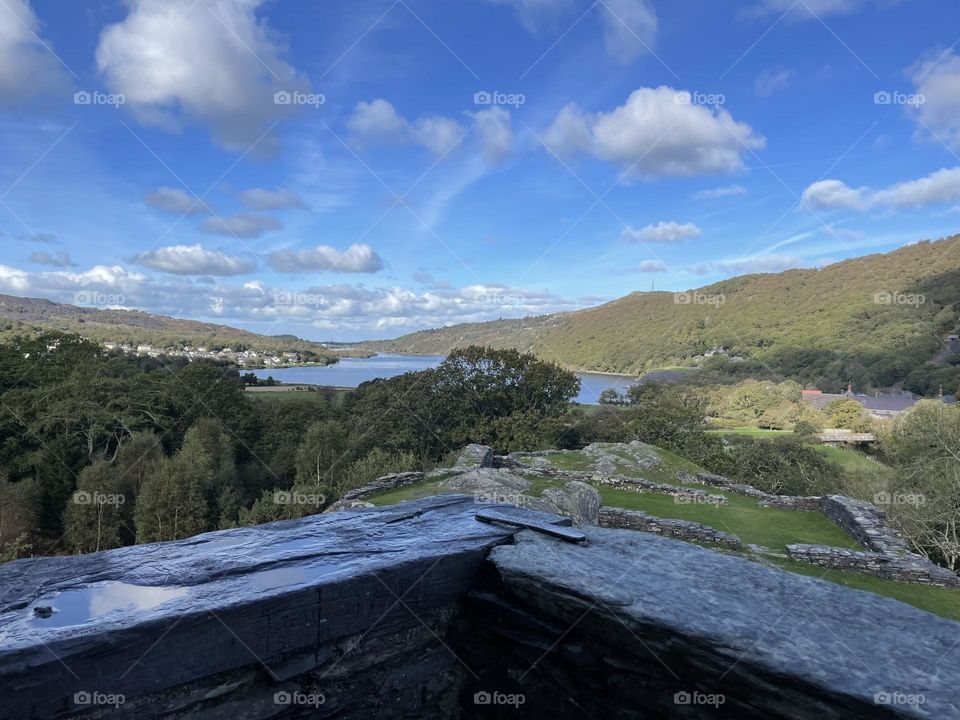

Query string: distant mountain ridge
[366,235,960,385]
[0,294,337,361]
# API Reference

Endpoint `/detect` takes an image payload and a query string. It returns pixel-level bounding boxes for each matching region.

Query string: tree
[824,398,873,432]
[64,461,124,553]
[135,444,211,543]
[883,401,960,570]
[295,420,351,495]
[0,475,38,561]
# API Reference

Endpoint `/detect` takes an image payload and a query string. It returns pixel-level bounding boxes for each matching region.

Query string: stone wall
[456,528,960,719]
[332,471,425,506]
[820,495,910,554]
[599,507,742,549]
[786,544,960,588]
[596,475,728,505]
[678,470,821,510]
[1,498,957,719]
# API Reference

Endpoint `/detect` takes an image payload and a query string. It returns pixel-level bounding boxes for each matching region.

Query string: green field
[361,444,959,620]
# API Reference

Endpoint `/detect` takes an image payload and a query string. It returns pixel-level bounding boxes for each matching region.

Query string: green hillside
[0,294,338,361]
[369,235,960,389]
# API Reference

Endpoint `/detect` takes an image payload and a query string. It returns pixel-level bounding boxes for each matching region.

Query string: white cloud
[621,221,702,244]
[487,0,656,62]
[908,50,960,150]
[690,254,805,275]
[95,0,308,150]
[543,86,765,178]
[486,0,576,31]
[600,0,657,64]
[0,262,582,335]
[239,188,307,211]
[198,213,282,238]
[28,251,75,267]
[466,107,513,163]
[633,260,668,272]
[694,184,748,200]
[748,0,891,20]
[268,243,385,273]
[134,244,255,275]
[802,167,960,211]
[347,99,466,157]
[755,67,796,97]
[144,187,209,215]
[0,0,66,107]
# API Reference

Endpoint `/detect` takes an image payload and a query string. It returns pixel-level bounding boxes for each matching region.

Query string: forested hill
[0,294,337,361]
[368,235,960,390]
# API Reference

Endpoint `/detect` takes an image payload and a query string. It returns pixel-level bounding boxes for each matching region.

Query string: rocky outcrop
[454,444,494,470]
[440,471,600,526]
[820,495,910,555]
[463,527,960,719]
[323,498,375,512]
[599,507,742,549]
[786,544,960,588]
[541,481,601,526]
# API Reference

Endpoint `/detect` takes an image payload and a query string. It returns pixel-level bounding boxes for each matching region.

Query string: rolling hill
[367,234,960,389]
[0,295,339,362]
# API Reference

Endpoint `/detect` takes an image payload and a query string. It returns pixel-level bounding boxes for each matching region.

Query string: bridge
[0,495,956,718]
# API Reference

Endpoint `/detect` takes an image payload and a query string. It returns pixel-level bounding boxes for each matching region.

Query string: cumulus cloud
[412,270,452,289]
[542,86,764,178]
[0,261,583,334]
[133,244,255,275]
[755,67,796,96]
[347,99,467,158]
[198,213,282,238]
[690,254,805,275]
[633,260,668,272]
[466,107,514,163]
[802,167,960,211]
[239,188,307,211]
[908,50,960,150]
[95,0,308,150]
[28,251,75,267]
[694,184,748,200]
[600,0,657,64]
[0,0,67,108]
[621,221,701,244]
[268,243,385,273]
[144,187,209,215]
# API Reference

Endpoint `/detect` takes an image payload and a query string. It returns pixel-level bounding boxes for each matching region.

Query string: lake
[252,353,637,404]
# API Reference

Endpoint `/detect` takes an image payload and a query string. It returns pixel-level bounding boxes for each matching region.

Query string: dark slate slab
[0,495,567,720]
[488,527,960,719]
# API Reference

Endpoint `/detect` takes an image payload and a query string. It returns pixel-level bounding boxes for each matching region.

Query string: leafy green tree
[296,420,351,494]
[0,475,38,560]
[824,398,873,432]
[64,461,124,553]
[135,445,210,543]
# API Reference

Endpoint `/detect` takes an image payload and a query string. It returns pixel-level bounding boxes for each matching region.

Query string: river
[251,353,637,404]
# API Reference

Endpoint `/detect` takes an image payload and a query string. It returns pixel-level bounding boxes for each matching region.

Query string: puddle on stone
[242,564,338,591]
[28,582,189,628]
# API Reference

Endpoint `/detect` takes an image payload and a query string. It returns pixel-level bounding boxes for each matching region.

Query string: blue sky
[0,0,958,341]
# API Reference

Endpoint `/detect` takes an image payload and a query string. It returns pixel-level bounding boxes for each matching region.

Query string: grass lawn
[357,444,959,621]
[707,426,791,438]
[709,426,883,473]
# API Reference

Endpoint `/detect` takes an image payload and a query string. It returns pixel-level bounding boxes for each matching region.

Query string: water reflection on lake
[253,353,636,404]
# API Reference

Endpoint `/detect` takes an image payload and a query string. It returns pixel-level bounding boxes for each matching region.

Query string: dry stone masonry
[785,544,960,588]
[1,497,957,719]
[599,507,743,549]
